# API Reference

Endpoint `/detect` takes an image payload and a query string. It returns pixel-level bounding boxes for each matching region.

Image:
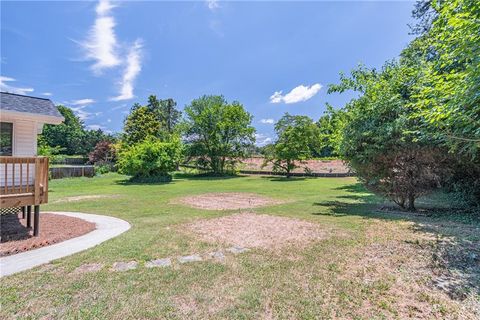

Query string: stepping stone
[74,263,103,273]
[178,254,203,264]
[145,258,172,268]
[226,246,249,254]
[208,251,225,262]
[111,261,138,272]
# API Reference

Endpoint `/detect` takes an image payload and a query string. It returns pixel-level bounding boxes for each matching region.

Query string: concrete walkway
[0,212,131,277]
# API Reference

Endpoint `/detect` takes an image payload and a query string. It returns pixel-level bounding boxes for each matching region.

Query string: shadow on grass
[313,182,480,300]
[174,172,241,181]
[259,176,308,182]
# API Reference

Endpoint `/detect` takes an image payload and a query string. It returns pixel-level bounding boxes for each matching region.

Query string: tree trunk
[407,193,416,211]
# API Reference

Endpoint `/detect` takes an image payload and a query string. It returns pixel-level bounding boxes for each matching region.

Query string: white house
[0,92,64,236]
[1,92,64,156]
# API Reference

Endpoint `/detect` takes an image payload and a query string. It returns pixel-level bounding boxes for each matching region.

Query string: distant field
[239,157,350,174]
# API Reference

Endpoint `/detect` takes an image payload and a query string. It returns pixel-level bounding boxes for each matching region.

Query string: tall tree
[123,103,161,145]
[183,95,256,174]
[146,95,182,134]
[264,113,321,178]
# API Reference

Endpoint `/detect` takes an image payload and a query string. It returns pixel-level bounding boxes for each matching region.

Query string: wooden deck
[0,156,49,208]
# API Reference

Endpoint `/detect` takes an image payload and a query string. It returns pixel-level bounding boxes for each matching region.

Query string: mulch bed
[0,212,96,257]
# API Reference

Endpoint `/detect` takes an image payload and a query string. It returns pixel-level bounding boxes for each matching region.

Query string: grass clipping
[183,213,328,250]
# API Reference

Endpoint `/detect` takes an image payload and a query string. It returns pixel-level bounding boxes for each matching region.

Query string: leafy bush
[117,137,183,182]
[95,162,114,175]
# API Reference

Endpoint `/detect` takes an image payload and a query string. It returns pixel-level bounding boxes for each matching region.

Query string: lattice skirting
[0,207,22,215]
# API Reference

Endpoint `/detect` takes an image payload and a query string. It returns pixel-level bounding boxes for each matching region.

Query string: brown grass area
[54,194,120,203]
[181,212,332,250]
[173,192,285,210]
[329,219,480,319]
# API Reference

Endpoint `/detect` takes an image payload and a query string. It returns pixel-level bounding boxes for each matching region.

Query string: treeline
[39,105,115,158]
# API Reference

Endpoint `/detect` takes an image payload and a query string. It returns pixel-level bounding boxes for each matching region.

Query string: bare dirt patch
[182,213,328,250]
[0,213,96,256]
[173,192,284,210]
[54,194,120,203]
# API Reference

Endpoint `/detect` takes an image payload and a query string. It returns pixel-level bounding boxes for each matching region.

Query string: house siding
[14,120,38,156]
[0,120,38,187]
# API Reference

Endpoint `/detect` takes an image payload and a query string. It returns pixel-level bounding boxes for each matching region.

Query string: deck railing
[0,156,49,208]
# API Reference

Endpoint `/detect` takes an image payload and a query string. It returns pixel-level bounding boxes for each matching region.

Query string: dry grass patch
[173,192,285,210]
[182,212,331,250]
[54,194,120,203]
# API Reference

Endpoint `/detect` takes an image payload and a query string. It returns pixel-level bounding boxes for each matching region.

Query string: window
[0,122,13,156]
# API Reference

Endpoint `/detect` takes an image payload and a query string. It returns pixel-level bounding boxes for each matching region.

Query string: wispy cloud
[71,98,95,106]
[206,0,220,11]
[70,105,102,121]
[110,39,143,101]
[260,118,275,124]
[42,92,52,96]
[86,124,107,131]
[270,83,322,104]
[0,76,34,95]
[255,133,273,146]
[81,0,120,74]
[111,104,128,111]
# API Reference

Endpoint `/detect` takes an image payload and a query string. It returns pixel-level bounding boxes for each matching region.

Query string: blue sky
[1,0,415,145]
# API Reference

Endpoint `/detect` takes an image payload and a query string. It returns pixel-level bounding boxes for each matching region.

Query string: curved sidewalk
[0,212,131,277]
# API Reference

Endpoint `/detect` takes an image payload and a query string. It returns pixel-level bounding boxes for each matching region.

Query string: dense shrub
[354,146,449,211]
[117,138,182,182]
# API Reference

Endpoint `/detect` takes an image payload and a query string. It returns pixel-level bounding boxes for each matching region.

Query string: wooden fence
[49,166,95,179]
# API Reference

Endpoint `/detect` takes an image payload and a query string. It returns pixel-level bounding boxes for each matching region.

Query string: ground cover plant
[1,173,478,319]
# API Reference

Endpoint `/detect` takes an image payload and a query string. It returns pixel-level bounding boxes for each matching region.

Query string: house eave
[0,109,64,125]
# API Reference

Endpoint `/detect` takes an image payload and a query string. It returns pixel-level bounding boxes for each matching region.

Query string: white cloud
[270,83,322,104]
[111,104,128,110]
[86,124,107,131]
[206,0,220,10]
[260,118,275,124]
[110,39,143,101]
[255,133,273,146]
[0,76,34,95]
[82,0,120,74]
[96,0,115,15]
[71,98,95,105]
[42,92,52,96]
[70,106,92,121]
[70,105,102,121]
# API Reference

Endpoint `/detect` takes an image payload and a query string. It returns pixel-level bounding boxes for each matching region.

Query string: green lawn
[1,173,478,319]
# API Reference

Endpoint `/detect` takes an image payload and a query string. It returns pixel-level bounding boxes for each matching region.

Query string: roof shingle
[0,92,63,118]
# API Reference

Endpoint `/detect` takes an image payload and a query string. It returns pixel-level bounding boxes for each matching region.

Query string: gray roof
[0,92,63,118]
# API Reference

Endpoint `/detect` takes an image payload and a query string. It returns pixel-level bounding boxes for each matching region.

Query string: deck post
[33,205,40,236]
[27,206,32,228]
[21,206,26,219]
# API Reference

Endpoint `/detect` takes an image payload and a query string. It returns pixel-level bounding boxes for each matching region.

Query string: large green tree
[264,113,321,178]
[183,95,256,174]
[123,96,182,145]
[411,0,480,157]
[123,103,162,145]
